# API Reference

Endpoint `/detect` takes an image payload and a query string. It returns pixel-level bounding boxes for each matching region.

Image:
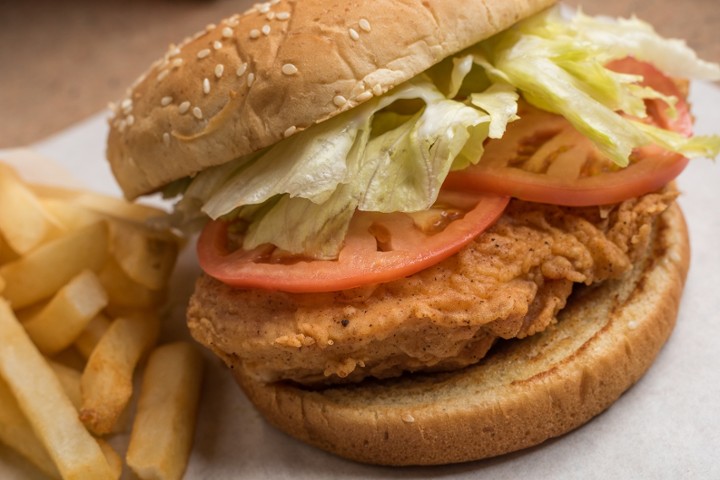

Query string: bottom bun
[232,202,690,466]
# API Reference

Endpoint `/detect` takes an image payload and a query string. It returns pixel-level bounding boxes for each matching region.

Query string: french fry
[108,219,180,290]
[80,312,161,435]
[48,361,83,411]
[74,192,168,223]
[31,182,167,223]
[21,270,108,355]
[0,220,108,309]
[1,158,188,478]
[0,377,60,478]
[0,164,61,255]
[0,234,19,264]
[127,342,204,480]
[74,313,112,360]
[98,257,165,309]
[97,439,123,480]
[0,299,115,479]
[42,197,104,232]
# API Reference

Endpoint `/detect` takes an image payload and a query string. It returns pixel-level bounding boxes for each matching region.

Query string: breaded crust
[188,192,676,385]
[232,203,689,466]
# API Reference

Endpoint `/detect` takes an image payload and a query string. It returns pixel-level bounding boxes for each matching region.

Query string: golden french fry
[0,220,108,309]
[97,439,123,480]
[0,234,19,264]
[76,192,168,223]
[48,361,83,411]
[127,342,204,480]
[107,219,180,291]
[80,312,161,435]
[41,197,104,232]
[74,313,112,360]
[98,257,165,309]
[0,299,115,479]
[21,270,108,355]
[26,181,84,201]
[0,164,61,255]
[29,182,164,222]
[0,377,60,479]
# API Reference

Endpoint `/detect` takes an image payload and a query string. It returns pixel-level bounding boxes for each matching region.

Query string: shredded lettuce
[172,6,720,259]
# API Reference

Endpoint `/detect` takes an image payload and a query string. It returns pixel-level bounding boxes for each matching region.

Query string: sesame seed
[270,0,280,4]
[628,320,638,330]
[213,40,222,50]
[156,69,169,81]
[221,27,233,38]
[121,98,132,110]
[247,72,255,87]
[284,125,297,138]
[266,11,275,20]
[203,78,210,94]
[261,24,271,35]
[276,11,290,21]
[257,2,271,13]
[192,106,203,119]
[359,18,371,32]
[171,58,183,69]
[401,413,415,424]
[249,29,260,39]
[161,96,173,106]
[167,46,181,57]
[197,48,211,59]
[126,114,135,126]
[205,23,216,31]
[356,91,373,102]
[333,95,347,107]
[226,16,240,27]
[215,64,225,78]
[178,101,191,114]
[163,132,171,146]
[372,84,383,96]
[348,28,360,41]
[281,63,298,75]
[236,63,248,76]
[107,101,118,113]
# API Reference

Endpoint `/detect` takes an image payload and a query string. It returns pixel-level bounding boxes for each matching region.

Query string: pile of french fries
[0,162,204,480]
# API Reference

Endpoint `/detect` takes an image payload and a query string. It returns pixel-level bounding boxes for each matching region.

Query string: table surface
[1,0,718,148]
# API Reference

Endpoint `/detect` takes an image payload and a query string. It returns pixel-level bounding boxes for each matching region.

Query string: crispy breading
[188,191,677,385]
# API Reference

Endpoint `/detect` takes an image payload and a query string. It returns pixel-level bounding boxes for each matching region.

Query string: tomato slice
[444,58,690,206]
[197,190,509,292]
[607,57,693,136]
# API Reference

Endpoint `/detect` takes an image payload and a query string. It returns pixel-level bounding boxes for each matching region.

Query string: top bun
[107,0,556,199]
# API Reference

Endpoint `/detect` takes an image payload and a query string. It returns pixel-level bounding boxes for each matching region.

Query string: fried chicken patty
[188,190,676,385]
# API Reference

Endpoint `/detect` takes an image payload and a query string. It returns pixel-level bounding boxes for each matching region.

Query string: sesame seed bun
[230,202,689,465]
[106,0,556,199]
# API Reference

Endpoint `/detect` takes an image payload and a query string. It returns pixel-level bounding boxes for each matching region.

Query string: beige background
[1,0,718,148]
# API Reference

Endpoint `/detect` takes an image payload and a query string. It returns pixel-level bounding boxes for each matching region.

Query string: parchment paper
[0,81,718,479]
